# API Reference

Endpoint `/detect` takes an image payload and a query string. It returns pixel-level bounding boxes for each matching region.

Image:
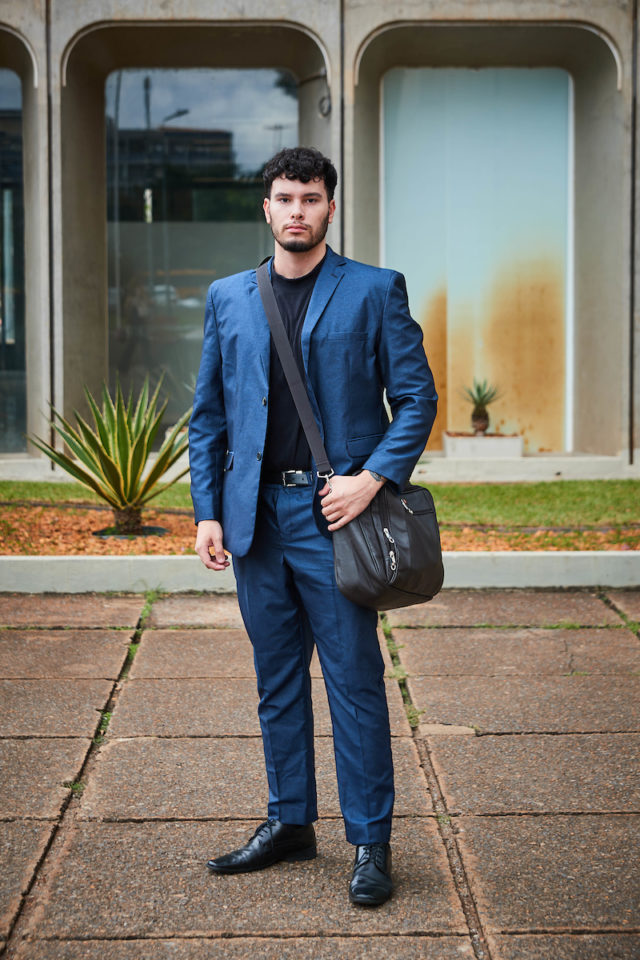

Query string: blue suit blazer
[189,246,438,557]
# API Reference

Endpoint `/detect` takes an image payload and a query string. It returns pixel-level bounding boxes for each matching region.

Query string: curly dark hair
[262,147,338,201]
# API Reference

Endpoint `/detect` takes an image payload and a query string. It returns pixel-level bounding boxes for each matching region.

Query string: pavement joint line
[1,610,147,954]
[489,926,640,936]
[414,735,492,960]
[0,625,134,631]
[441,811,640,818]
[598,589,640,636]
[0,676,126,681]
[382,616,492,960]
[427,729,640,736]
[389,623,629,630]
[393,672,640,677]
[10,931,476,943]
[77,813,442,824]
[415,730,640,743]
[0,817,58,823]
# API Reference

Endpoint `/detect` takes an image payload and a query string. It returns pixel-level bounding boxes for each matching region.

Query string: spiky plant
[30,377,191,534]
[463,379,500,435]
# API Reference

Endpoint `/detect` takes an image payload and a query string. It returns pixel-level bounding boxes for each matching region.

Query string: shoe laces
[358,842,387,871]
[251,819,276,844]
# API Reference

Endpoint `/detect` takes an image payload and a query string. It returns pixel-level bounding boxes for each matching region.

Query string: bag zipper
[383,526,397,572]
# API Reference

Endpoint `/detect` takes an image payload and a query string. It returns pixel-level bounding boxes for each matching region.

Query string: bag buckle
[317,468,334,490]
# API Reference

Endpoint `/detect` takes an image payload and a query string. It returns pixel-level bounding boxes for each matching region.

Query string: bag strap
[256,261,334,480]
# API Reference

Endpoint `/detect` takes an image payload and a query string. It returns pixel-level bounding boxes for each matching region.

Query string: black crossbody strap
[256,261,334,478]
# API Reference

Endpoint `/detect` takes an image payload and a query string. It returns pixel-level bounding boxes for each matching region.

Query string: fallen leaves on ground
[1,503,639,555]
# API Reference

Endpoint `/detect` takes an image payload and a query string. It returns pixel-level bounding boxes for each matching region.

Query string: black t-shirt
[262,255,325,473]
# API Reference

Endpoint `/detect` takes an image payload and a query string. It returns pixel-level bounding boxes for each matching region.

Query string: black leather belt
[262,469,314,487]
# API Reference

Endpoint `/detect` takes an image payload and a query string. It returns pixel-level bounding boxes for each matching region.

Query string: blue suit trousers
[232,482,395,845]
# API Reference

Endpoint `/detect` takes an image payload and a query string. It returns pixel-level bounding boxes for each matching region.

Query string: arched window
[0,68,24,453]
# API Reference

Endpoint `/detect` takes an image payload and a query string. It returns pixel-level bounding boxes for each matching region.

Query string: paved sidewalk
[0,589,638,959]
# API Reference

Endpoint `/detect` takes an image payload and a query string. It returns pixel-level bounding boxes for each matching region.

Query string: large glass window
[106,68,298,426]
[0,69,24,453]
[383,68,570,452]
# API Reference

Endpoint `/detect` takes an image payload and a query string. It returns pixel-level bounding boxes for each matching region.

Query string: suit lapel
[301,247,346,370]
[247,269,271,384]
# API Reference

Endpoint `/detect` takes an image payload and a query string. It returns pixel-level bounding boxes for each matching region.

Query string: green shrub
[30,378,191,534]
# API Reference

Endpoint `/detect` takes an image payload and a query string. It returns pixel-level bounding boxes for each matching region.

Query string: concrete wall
[0,0,637,459]
[0,16,50,453]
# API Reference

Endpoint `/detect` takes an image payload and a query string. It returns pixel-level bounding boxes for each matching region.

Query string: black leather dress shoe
[207,818,316,874]
[349,842,392,905]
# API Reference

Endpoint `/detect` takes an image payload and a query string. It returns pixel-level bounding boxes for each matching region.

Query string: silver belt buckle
[283,470,306,487]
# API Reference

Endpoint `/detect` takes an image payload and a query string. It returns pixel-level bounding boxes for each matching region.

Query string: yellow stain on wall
[484,257,565,452]
[420,287,447,450]
[420,257,565,453]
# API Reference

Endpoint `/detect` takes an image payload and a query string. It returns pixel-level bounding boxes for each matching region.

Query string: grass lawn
[1,478,638,525]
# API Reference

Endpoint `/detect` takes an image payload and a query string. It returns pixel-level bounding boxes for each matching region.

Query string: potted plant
[463,378,500,435]
[442,377,523,458]
[30,377,191,535]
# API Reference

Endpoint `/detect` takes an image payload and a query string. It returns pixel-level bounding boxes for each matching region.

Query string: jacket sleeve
[363,271,438,490]
[188,285,227,524]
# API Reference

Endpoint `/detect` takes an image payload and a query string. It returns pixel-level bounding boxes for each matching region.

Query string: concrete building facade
[0,0,638,471]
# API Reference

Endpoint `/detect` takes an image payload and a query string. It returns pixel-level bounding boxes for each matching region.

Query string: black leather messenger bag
[256,262,444,611]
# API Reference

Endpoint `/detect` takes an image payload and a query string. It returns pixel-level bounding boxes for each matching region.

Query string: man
[189,146,437,906]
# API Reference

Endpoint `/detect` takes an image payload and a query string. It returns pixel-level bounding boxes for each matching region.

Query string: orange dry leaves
[1,503,639,555]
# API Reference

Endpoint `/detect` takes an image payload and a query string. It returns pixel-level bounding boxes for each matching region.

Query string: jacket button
[256,452,262,461]
[262,397,267,406]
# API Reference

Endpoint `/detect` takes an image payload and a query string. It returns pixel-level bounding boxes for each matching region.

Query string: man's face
[263,176,335,253]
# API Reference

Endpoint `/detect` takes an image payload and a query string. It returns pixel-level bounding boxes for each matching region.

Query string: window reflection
[106,68,298,428]
[0,69,24,453]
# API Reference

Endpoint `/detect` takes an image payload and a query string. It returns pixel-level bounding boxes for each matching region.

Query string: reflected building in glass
[106,68,297,430]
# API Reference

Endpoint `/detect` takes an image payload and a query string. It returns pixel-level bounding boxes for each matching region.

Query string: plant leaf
[28,437,120,506]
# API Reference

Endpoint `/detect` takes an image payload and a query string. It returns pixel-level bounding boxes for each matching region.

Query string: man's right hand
[195,520,230,571]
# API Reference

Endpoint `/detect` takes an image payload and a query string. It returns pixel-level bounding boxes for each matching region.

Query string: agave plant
[462,378,501,435]
[30,377,191,534]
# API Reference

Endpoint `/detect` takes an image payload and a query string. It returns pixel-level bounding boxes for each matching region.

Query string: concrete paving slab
[130,629,255,678]
[0,738,90,818]
[11,936,476,960]
[0,630,130,679]
[0,821,54,938]
[606,589,640,622]
[29,818,465,938]
[457,814,639,932]
[395,627,640,677]
[79,736,431,820]
[386,589,620,628]
[130,628,392,678]
[490,933,640,960]
[427,733,640,814]
[109,677,410,737]
[418,723,477,736]
[0,679,113,736]
[148,595,244,628]
[0,594,144,629]
[407,676,640,733]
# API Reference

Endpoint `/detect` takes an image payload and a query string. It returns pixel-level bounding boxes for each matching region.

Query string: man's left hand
[319,471,385,531]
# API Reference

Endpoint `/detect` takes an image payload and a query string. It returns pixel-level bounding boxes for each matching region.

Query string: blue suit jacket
[189,246,437,557]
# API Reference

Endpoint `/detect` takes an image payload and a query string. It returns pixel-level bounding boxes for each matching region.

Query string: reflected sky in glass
[0,71,20,108]
[105,68,298,174]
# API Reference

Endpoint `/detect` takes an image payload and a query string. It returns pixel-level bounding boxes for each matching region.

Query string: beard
[272,211,330,253]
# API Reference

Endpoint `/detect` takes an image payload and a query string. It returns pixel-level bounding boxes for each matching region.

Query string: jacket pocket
[223,450,234,472]
[346,433,385,458]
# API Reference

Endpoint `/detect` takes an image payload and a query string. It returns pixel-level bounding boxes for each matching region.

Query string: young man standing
[189,147,437,906]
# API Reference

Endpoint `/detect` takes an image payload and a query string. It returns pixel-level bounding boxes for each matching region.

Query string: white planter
[443,432,524,459]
